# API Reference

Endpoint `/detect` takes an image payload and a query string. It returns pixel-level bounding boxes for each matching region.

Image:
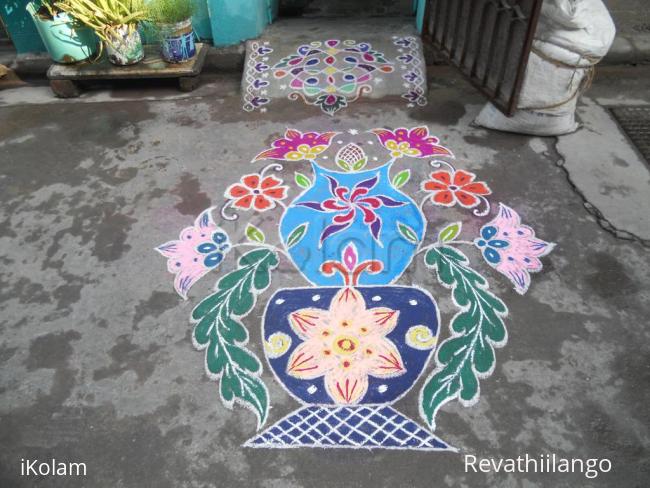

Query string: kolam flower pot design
[263,286,439,405]
[156,126,556,451]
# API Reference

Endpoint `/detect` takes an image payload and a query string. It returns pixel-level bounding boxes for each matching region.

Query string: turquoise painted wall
[1,1,46,54]
[207,0,268,47]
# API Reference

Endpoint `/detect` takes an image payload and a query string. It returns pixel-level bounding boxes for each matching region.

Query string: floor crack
[549,137,650,249]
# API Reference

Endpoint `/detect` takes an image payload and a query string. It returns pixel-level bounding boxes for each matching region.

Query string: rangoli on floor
[243,37,428,115]
[156,127,555,450]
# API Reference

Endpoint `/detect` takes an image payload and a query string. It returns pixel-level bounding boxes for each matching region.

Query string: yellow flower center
[333,335,358,355]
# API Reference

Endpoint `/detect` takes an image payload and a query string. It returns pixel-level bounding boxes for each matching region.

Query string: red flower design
[422,169,491,209]
[225,174,288,211]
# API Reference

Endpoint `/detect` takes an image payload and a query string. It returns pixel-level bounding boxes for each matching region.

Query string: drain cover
[611,106,650,163]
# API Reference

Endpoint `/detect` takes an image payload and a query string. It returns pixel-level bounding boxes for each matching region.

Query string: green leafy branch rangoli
[420,244,507,431]
[191,249,279,427]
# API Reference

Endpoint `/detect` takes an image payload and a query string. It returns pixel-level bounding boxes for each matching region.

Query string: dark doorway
[279,0,415,18]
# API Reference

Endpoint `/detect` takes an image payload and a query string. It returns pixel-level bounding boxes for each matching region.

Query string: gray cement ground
[1,64,649,487]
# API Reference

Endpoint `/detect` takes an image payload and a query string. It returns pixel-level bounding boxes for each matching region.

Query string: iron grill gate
[422,0,543,116]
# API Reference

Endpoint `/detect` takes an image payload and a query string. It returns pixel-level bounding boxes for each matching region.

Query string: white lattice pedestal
[245,405,455,451]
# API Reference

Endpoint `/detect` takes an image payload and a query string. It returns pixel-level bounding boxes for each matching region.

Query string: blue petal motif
[481,225,497,240]
[488,239,509,249]
[483,247,501,264]
[213,232,228,244]
[197,242,218,254]
[204,252,224,268]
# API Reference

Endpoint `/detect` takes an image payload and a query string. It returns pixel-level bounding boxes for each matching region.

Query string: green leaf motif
[438,222,462,243]
[295,172,311,188]
[245,224,265,243]
[392,169,411,188]
[420,246,508,431]
[352,158,367,171]
[397,222,419,244]
[191,249,279,428]
[285,222,308,248]
[336,159,352,172]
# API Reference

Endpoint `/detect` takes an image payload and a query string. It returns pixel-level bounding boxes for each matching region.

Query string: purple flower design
[296,174,406,245]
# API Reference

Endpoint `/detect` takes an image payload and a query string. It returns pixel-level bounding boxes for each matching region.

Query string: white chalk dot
[371,295,382,302]
[372,157,378,161]
[275,298,285,305]
[307,385,318,394]
[367,141,374,145]
[409,299,418,306]
[322,155,329,159]
[311,294,321,302]
[337,140,343,144]
[378,385,388,393]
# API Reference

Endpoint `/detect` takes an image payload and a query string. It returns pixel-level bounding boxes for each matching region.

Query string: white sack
[475,0,615,136]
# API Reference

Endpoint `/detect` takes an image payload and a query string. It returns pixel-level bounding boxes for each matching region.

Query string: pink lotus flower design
[475,204,556,295]
[371,126,453,159]
[295,174,406,244]
[253,129,339,161]
[155,208,231,299]
[286,286,406,404]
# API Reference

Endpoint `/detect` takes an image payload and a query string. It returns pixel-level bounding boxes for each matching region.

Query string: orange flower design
[225,174,288,211]
[286,287,406,404]
[422,169,491,209]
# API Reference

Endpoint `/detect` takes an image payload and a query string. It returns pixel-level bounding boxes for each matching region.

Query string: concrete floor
[0,64,649,487]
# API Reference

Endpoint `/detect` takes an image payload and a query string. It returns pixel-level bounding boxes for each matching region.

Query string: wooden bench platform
[47,43,208,98]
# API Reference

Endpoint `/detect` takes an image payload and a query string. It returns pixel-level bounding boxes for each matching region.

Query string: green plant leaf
[392,169,411,188]
[285,222,309,248]
[438,222,462,243]
[397,222,419,244]
[420,245,508,431]
[336,159,352,172]
[191,249,279,427]
[294,172,311,189]
[245,224,265,243]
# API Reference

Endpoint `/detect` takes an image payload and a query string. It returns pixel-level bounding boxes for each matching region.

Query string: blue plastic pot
[160,19,196,63]
[207,0,267,47]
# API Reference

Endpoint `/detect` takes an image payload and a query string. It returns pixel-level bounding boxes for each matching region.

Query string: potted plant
[146,0,196,63]
[26,0,98,63]
[56,0,147,66]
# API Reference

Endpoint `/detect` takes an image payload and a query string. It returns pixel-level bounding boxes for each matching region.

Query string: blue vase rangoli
[156,127,555,450]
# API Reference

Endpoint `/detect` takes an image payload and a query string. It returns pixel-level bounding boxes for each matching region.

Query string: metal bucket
[26,2,98,63]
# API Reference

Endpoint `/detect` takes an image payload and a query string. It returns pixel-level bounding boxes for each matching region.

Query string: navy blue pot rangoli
[263,286,439,405]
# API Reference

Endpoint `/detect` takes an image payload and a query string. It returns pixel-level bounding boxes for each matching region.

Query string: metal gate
[421,0,543,116]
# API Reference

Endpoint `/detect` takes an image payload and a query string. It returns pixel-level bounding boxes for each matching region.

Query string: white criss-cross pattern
[245,405,454,451]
